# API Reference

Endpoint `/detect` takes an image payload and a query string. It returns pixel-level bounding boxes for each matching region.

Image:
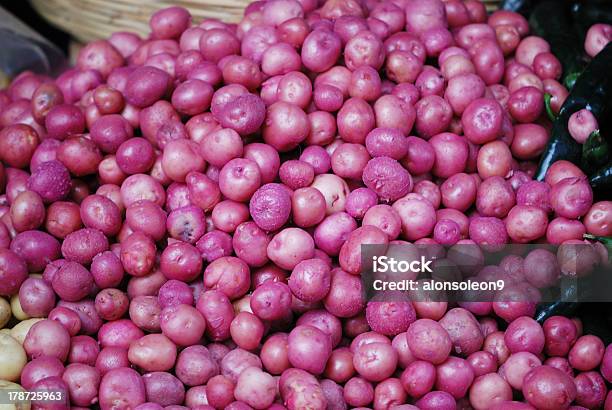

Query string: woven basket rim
[30,0,249,43]
[30,0,503,43]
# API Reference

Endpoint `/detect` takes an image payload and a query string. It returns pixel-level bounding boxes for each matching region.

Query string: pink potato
[406,319,452,365]
[438,308,484,357]
[498,352,541,390]
[288,325,332,375]
[469,373,512,410]
[522,366,576,410]
[280,368,327,410]
[99,367,146,410]
[24,319,71,362]
[585,23,612,58]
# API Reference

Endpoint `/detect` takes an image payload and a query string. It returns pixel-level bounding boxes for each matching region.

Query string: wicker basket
[31,0,502,44]
[29,0,252,43]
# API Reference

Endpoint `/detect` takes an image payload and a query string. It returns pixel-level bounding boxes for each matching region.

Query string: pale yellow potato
[233,295,253,314]
[10,318,44,345]
[0,334,27,382]
[10,295,30,321]
[0,380,31,410]
[0,297,10,329]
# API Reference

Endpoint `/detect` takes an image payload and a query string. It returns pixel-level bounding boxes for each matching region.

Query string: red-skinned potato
[1,3,611,409]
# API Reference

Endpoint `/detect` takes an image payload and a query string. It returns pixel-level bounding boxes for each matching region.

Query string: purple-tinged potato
[267,228,315,270]
[142,371,185,407]
[62,228,109,265]
[550,177,593,219]
[339,225,388,274]
[289,258,331,303]
[292,187,327,229]
[585,23,612,58]
[10,230,61,272]
[233,367,277,409]
[221,348,262,384]
[204,256,250,301]
[280,368,327,410]
[99,367,146,410]
[0,248,28,296]
[365,298,416,337]
[288,325,332,375]
[416,390,457,410]
[27,160,72,203]
[467,351,497,377]
[429,132,468,178]
[569,335,605,372]
[506,205,548,243]
[365,128,409,160]
[362,157,412,202]
[584,201,612,236]
[574,371,607,409]
[20,355,65,390]
[250,281,292,321]
[176,345,219,386]
[52,261,94,303]
[469,373,512,410]
[323,268,365,318]
[498,352,541,390]
[196,290,233,342]
[406,319,452,365]
[23,319,71,361]
[438,308,484,357]
[249,183,291,232]
[314,212,357,256]
[401,360,436,398]
[160,304,206,347]
[435,357,474,399]
[522,366,576,410]
[62,363,101,407]
[504,316,545,355]
[393,197,437,241]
